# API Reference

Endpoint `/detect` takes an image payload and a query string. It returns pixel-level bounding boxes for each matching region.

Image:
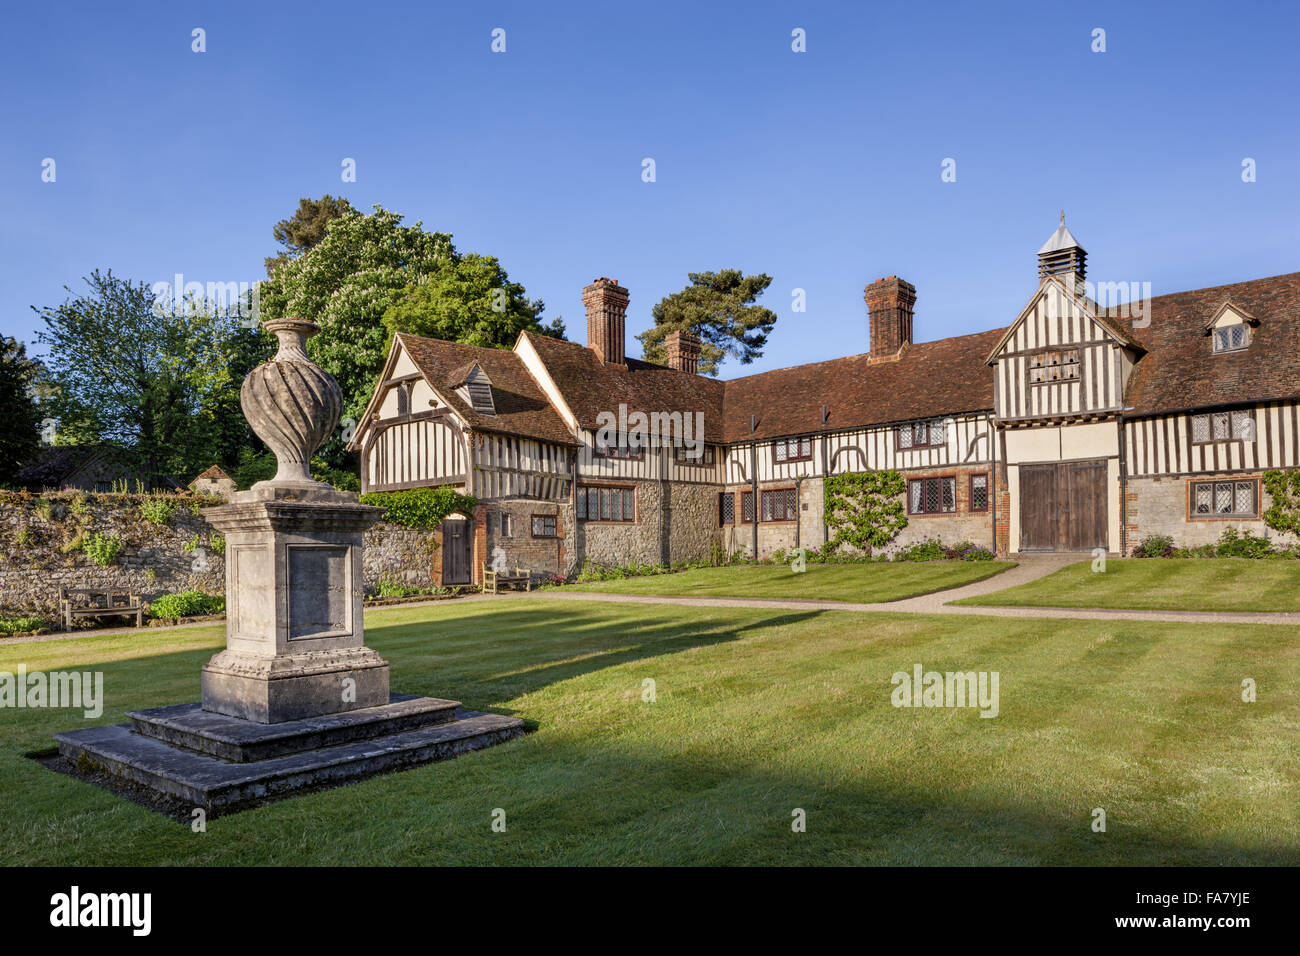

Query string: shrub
[1214,526,1273,559]
[1133,534,1175,558]
[15,526,34,548]
[35,498,54,521]
[148,591,225,619]
[958,546,996,561]
[359,486,478,530]
[0,615,48,635]
[68,494,91,523]
[210,532,225,555]
[138,496,177,526]
[823,470,908,555]
[893,538,948,562]
[82,532,122,566]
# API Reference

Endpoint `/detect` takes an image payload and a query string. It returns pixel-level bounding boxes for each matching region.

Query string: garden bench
[482,565,532,595]
[59,586,143,630]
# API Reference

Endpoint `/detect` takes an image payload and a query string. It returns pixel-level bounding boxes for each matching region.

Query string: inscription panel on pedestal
[287,544,352,640]
[231,545,273,641]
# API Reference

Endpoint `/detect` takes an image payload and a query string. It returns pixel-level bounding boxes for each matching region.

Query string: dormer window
[1212,323,1248,353]
[454,364,496,416]
[1205,301,1257,354]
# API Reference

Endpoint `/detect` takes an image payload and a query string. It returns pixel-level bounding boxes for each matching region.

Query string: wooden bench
[59,587,143,630]
[482,565,532,595]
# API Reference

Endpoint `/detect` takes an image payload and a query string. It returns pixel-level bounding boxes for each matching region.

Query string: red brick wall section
[864,276,916,358]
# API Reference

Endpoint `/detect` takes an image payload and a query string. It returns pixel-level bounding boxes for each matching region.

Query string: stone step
[127,693,461,763]
[56,708,526,813]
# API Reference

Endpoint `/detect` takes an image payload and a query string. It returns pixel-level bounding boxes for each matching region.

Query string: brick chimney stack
[864,276,916,358]
[583,277,629,366]
[664,329,702,374]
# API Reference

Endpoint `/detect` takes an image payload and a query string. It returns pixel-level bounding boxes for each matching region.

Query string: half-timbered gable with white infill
[350,333,576,496]
[989,277,1142,424]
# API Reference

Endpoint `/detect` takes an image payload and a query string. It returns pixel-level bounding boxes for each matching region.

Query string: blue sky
[2,0,1297,377]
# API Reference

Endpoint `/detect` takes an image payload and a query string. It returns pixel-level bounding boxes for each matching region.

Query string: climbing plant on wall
[358,486,478,530]
[823,470,908,554]
[1262,470,1300,535]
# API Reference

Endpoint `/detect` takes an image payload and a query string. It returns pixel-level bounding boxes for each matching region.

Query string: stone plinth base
[54,694,526,816]
[201,646,390,723]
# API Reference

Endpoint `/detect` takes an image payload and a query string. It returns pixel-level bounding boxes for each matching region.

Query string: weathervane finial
[1060,209,1065,226]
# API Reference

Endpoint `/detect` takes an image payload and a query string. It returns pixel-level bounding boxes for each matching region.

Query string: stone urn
[242,318,343,488]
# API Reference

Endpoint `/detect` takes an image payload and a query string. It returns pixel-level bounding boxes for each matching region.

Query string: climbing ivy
[1262,470,1300,535]
[823,470,908,554]
[358,486,478,530]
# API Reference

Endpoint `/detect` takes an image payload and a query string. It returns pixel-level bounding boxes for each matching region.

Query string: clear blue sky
[2,0,1297,376]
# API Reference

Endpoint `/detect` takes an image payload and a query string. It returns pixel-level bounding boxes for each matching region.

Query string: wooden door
[1019,460,1108,551]
[441,517,472,585]
[1062,460,1107,551]
[1019,464,1059,551]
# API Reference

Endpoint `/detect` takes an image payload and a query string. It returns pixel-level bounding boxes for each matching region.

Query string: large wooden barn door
[1019,460,1107,552]
[441,516,472,585]
[1019,465,1059,551]
[1062,460,1107,551]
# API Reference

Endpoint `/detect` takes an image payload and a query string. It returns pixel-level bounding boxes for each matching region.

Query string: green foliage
[893,538,949,562]
[35,498,54,521]
[310,457,360,491]
[383,252,564,350]
[0,336,43,485]
[0,615,48,635]
[138,496,177,526]
[33,269,269,485]
[358,486,478,530]
[1133,534,1175,558]
[265,195,357,275]
[148,591,225,619]
[823,471,908,555]
[15,526,34,548]
[373,579,446,599]
[1262,470,1300,535]
[234,448,277,490]
[637,270,778,375]
[82,532,122,566]
[1212,526,1273,559]
[68,494,91,523]
[210,532,225,556]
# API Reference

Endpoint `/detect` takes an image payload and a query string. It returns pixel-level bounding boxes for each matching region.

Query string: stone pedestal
[201,484,387,723]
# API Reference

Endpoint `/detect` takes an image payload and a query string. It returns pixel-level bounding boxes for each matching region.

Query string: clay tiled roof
[521,332,728,442]
[1123,272,1300,416]
[191,465,232,482]
[395,333,577,446]
[720,328,1006,441]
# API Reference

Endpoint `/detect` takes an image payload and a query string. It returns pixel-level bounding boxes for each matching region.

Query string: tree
[259,204,562,466]
[637,270,778,376]
[0,337,42,484]
[265,195,357,276]
[34,270,265,486]
[383,252,564,349]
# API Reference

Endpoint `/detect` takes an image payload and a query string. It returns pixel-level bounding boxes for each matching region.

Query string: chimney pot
[864,276,916,357]
[583,277,630,365]
[664,328,702,374]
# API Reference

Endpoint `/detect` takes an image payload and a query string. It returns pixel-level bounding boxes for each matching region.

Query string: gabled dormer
[1204,301,1258,354]
[453,363,496,416]
[987,217,1143,423]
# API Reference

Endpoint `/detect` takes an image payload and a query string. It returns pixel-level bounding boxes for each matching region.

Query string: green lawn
[3,598,1298,865]
[955,558,1300,613]
[564,560,1016,603]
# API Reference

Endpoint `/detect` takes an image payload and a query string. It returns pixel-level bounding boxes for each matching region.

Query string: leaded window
[772,437,813,463]
[576,486,636,523]
[970,473,989,512]
[908,477,956,515]
[1191,411,1253,443]
[719,493,735,525]
[1191,480,1257,518]
[1212,324,1248,353]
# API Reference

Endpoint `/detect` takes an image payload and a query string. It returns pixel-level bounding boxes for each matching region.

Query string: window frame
[1191,410,1254,444]
[771,436,813,464]
[907,475,958,516]
[591,433,646,461]
[1187,478,1258,520]
[674,444,716,466]
[531,514,558,538]
[759,487,798,522]
[1211,323,1249,354]
[575,483,637,524]
[718,492,735,526]
[498,511,513,538]
[740,490,755,524]
[895,419,946,450]
[969,473,989,513]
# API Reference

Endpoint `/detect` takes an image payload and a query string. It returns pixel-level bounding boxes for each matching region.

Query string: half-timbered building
[350,220,1300,583]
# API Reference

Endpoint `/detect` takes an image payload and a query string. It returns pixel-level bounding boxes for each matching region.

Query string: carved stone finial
[241,318,342,488]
